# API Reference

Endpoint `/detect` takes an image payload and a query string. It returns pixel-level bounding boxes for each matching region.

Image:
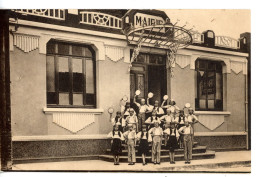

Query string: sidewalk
[11,151,251,172]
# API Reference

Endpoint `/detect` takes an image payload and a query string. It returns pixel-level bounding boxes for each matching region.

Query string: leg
[169,152,172,163]
[187,136,193,162]
[152,141,156,163]
[132,144,136,163]
[142,153,145,165]
[157,140,161,163]
[164,134,168,146]
[128,143,131,163]
[172,152,175,162]
[117,155,120,164]
[113,155,116,165]
[183,137,188,163]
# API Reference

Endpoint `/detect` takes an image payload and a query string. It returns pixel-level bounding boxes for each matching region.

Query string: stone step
[99,150,216,163]
[121,141,199,149]
[106,146,207,156]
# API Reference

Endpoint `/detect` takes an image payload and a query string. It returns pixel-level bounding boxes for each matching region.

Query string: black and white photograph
[0,1,254,174]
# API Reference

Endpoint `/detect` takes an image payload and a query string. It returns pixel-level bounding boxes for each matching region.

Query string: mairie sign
[134,13,165,29]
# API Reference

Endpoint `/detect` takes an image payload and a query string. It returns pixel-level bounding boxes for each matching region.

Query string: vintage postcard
[0,7,251,173]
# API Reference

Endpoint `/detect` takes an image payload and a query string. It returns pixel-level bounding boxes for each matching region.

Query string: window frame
[46,41,97,108]
[195,59,223,111]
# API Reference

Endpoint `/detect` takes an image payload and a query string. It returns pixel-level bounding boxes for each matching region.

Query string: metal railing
[80,11,122,29]
[13,9,65,20]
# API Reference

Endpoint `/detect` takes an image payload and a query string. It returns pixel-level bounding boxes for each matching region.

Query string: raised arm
[192,114,199,124]
[133,95,138,104]
[161,100,167,108]
[147,98,150,106]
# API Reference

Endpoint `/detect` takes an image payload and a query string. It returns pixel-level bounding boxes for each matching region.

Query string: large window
[46,41,96,108]
[195,59,223,111]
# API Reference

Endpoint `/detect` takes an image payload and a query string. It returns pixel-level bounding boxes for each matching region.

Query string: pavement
[10,151,251,172]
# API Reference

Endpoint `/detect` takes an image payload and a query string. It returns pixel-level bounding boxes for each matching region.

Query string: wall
[170,64,195,109]
[10,48,48,136]
[97,57,130,134]
[226,71,246,131]
[170,59,246,133]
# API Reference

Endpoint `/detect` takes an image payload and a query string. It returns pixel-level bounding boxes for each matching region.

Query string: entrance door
[130,52,167,105]
[148,65,167,104]
[130,64,147,103]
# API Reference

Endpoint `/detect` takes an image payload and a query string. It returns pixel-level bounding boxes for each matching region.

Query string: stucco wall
[10,48,48,136]
[170,64,196,109]
[170,62,246,133]
[226,71,246,131]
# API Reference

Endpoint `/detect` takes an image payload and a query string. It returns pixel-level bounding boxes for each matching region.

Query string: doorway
[130,52,167,105]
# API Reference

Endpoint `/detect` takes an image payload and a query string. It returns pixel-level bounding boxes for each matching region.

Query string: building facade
[7,9,250,162]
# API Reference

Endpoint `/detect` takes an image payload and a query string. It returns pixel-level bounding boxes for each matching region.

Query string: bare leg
[169,152,172,163]
[172,152,175,162]
[117,155,120,164]
[142,153,145,165]
[164,134,168,146]
[113,155,116,165]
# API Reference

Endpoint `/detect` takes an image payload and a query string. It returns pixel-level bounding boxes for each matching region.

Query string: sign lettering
[134,13,165,32]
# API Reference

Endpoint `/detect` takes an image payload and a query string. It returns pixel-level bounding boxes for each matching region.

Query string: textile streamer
[53,112,95,133]
[198,115,225,131]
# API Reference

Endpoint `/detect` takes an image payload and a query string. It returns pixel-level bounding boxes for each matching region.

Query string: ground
[8,151,250,172]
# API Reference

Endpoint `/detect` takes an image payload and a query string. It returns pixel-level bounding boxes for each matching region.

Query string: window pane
[58,43,70,55]
[86,94,95,105]
[72,58,83,73]
[207,61,215,70]
[46,56,55,92]
[59,57,69,72]
[59,93,70,105]
[199,100,206,109]
[198,60,206,70]
[137,54,146,63]
[216,73,222,100]
[130,74,135,99]
[72,45,84,56]
[86,60,94,93]
[208,100,215,109]
[157,56,164,64]
[149,55,157,64]
[85,48,93,58]
[47,42,55,54]
[198,71,206,99]
[72,58,83,92]
[137,74,144,98]
[207,72,215,95]
[73,93,83,105]
[47,92,57,104]
[58,57,69,92]
[131,66,144,72]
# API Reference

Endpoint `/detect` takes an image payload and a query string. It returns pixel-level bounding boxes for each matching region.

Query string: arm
[145,117,151,124]
[178,127,184,135]
[133,95,138,105]
[161,100,166,108]
[109,113,113,122]
[192,115,199,124]
[107,132,113,138]
[163,128,169,135]
[147,98,150,106]
[159,115,165,122]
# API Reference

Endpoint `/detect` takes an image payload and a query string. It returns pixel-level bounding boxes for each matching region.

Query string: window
[46,41,96,108]
[195,59,223,111]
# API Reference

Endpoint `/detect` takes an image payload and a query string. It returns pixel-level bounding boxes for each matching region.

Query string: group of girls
[107,95,199,165]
